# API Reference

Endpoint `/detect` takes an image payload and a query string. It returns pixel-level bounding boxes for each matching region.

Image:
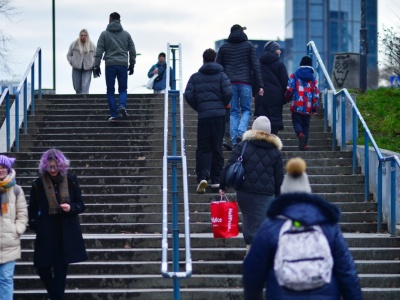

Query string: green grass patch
[354,88,400,153]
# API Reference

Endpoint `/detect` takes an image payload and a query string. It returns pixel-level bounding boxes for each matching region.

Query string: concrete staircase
[8,94,400,299]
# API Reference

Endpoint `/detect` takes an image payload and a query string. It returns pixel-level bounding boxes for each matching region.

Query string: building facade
[284,0,378,88]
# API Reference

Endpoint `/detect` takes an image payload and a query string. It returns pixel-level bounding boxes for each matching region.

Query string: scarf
[42,173,70,215]
[0,170,16,216]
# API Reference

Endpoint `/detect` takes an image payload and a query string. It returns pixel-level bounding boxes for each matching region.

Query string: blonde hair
[76,29,91,54]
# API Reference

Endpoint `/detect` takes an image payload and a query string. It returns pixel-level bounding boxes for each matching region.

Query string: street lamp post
[52,0,56,92]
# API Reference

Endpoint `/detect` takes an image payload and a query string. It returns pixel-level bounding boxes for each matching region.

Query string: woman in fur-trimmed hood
[219,116,284,250]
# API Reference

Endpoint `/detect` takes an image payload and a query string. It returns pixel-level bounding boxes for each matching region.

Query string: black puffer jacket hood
[184,62,233,120]
[227,30,248,43]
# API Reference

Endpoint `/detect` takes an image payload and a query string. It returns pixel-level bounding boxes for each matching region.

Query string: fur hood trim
[243,129,283,150]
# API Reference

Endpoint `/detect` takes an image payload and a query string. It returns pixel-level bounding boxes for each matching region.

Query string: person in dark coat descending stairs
[29,149,87,300]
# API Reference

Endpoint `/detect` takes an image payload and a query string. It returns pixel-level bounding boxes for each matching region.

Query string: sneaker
[109,116,119,122]
[119,108,128,119]
[222,140,233,151]
[236,134,243,144]
[196,180,207,194]
[298,134,307,151]
[211,182,220,189]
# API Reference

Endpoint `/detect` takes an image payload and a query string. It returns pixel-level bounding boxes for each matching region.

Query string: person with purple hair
[28,149,87,300]
[0,155,28,300]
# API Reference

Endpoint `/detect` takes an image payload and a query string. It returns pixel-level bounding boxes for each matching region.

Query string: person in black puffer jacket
[256,41,289,135]
[219,116,283,252]
[185,49,233,194]
[216,24,264,147]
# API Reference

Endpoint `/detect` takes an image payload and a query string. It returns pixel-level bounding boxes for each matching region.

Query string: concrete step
[10,93,396,299]
[12,288,400,300]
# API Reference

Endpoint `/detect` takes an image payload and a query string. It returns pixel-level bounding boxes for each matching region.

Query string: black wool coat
[258,51,289,128]
[28,174,87,267]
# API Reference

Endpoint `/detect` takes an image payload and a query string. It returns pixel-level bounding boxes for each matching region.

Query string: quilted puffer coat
[219,129,283,194]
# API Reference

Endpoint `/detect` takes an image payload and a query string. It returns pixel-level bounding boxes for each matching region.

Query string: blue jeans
[230,84,252,145]
[105,65,128,118]
[0,261,16,300]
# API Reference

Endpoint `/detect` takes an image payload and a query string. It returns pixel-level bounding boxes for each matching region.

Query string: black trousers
[196,116,225,183]
[37,262,68,300]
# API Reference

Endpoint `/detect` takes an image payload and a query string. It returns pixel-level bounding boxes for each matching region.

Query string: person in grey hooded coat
[94,12,136,122]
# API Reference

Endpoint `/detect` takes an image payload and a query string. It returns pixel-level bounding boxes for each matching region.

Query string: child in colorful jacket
[285,56,319,151]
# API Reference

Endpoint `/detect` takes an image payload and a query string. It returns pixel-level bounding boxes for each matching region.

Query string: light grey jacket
[94,20,136,67]
[67,40,96,70]
[0,170,28,264]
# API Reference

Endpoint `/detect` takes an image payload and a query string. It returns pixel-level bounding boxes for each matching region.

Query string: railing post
[341,94,346,150]
[6,92,11,152]
[324,90,328,132]
[39,49,42,99]
[364,132,369,202]
[332,94,337,151]
[14,93,20,152]
[31,63,35,116]
[377,161,383,232]
[390,160,397,236]
[352,106,357,174]
[23,80,28,134]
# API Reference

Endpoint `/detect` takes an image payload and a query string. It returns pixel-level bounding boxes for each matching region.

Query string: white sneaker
[196,180,207,194]
[211,182,220,189]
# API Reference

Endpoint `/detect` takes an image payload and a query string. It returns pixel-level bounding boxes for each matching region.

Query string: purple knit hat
[0,155,16,173]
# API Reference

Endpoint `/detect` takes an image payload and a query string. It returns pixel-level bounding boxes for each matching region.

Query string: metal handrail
[161,43,192,299]
[307,41,399,236]
[0,47,42,152]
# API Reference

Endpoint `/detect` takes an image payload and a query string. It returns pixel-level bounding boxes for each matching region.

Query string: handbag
[210,195,239,238]
[225,141,248,190]
[146,74,158,89]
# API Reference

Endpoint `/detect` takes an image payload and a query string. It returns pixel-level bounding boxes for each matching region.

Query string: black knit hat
[300,56,312,66]
[264,41,280,53]
[230,24,246,33]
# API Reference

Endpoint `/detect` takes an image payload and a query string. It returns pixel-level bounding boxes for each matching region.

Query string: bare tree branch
[379,26,400,76]
[0,0,17,75]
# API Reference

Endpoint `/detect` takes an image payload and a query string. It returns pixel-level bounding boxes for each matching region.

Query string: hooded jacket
[258,50,289,127]
[185,62,232,119]
[67,40,96,70]
[94,20,136,67]
[0,169,28,264]
[285,66,320,115]
[243,193,362,300]
[216,30,263,89]
[219,129,283,194]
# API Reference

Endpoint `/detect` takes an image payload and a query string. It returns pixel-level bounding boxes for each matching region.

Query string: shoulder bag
[225,141,248,190]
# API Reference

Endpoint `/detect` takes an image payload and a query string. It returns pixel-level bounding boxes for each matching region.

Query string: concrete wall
[325,90,399,233]
[356,146,400,234]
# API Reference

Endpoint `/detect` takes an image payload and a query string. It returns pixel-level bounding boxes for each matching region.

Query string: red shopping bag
[210,196,239,238]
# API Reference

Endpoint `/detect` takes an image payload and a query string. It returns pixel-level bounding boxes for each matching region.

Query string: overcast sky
[1,0,399,94]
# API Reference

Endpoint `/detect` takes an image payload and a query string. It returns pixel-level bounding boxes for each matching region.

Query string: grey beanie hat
[264,41,280,53]
[252,116,271,134]
[280,157,312,194]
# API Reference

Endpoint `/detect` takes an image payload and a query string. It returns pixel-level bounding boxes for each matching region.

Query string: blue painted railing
[307,41,399,236]
[161,44,192,300]
[0,47,42,152]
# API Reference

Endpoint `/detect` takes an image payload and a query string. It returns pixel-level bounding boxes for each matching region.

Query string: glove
[93,66,101,78]
[128,65,134,75]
